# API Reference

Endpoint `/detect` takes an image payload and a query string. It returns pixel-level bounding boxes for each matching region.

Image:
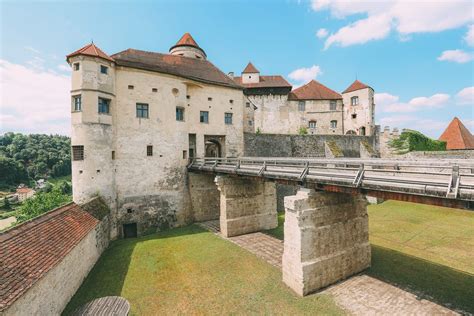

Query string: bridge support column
[216,176,277,237]
[282,188,370,296]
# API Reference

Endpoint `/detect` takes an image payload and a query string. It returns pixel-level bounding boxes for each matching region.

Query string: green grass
[265,200,474,313]
[64,225,343,316]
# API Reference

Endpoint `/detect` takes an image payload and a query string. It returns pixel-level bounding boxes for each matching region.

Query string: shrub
[389,130,446,154]
[298,126,308,135]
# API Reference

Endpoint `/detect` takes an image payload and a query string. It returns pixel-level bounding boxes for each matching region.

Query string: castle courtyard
[63,201,474,315]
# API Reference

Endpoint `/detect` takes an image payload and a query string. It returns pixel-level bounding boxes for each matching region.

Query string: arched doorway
[360,127,366,136]
[205,139,222,157]
[346,130,356,135]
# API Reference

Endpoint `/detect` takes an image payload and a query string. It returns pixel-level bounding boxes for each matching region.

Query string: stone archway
[204,135,225,158]
[346,130,356,135]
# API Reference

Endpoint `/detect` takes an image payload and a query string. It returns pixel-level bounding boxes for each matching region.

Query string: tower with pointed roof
[66,42,117,214]
[241,62,260,84]
[169,33,207,59]
[439,117,474,150]
[342,80,375,136]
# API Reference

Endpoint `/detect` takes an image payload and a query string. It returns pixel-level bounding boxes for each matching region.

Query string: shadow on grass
[368,245,474,314]
[62,225,207,315]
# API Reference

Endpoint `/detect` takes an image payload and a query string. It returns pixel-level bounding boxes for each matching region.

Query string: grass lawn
[64,225,343,315]
[265,200,474,313]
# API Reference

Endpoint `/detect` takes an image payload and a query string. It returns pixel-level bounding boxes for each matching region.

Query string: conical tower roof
[66,43,114,62]
[242,62,259,73]
[439,117,474,150]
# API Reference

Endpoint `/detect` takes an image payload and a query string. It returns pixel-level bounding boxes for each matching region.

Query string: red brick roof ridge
[242,62,259,73]
[439,117,474,149]
[342,79,371,94]
[289,80,342,100]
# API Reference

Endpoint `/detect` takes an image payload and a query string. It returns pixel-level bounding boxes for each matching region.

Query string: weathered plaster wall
[216,176,277,237]
[4,215,110,316]
[282,189,370,296]
[188,173,220,222]
[342,87,375,135]
[244,133,376,158]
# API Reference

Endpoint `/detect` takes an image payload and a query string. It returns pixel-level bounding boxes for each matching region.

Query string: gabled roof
[343,80,371,94]
[233,75,292,89]
[288,80,342,100]
[66,43,114,63]
[16,187,34,194]
[439,117,474,150]
[0,202,101,311]
[111,49,241,89]
[242,62,259,74]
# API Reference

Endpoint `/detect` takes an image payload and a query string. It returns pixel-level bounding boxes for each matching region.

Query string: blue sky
[0,0,473,137]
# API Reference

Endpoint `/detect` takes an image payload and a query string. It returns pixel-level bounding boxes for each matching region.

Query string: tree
[3,198,11,210]
[0,156,28,188]
[16,187,72,223]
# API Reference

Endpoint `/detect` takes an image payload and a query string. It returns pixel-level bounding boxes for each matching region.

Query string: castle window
[208,97,212,101]
[246,102,250,108]
[147,145,153,156]
[98,97,110,114]
[100,65,108,74]
[186,95,190,99]
[183,150,187,159]
[225,113,233,125]
[72,95,81,112]
[152,88,158,92]
[330,120,337,129]
[351,96,359,106]
[73,63,80,71]
[72,146,84,161]
[200,111,209,123]
[248,120,253,126]
[352,114,357,119]
[229,99,234,104]
[308,121,316,129]
[136,103,149,118]
[298,101,306,111]
[176,107,185,121]
[112,151,115,160]
[330,100,337,111]
[128,85,134,90]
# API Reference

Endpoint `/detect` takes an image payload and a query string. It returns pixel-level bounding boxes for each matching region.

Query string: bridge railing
[188,157,474,202]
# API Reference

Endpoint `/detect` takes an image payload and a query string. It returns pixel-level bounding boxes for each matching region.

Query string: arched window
[330,120,337,129]
[360,126,366,136]
[308,120,316,129]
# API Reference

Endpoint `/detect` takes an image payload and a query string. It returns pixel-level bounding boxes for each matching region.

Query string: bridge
[187,157,474,296]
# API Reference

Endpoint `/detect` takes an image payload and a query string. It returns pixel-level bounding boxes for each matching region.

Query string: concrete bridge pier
[215,175,278,237]
[282,188,370,296]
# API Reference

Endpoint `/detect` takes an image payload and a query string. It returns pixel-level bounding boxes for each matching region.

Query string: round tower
[66,43,116,210]
[169,33,207,60]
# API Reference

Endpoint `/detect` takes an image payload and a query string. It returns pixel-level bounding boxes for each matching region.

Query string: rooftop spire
[242,62,259,74]
[169,33,206,59]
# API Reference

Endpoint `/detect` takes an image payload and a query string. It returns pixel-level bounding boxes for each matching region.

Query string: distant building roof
[16,187,34,194]
[169,33,206,57]
[111,49,241,89]
[242,62,260,74]
[439,117,474,150]
[343,80,371,94]
[0,202,100,311]
[289,80,342,100]
[233,75,292,89]
[66,43,114,63]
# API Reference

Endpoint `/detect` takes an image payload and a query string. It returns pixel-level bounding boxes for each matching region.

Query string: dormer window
[100,65,108,74]
[73,63,80,71]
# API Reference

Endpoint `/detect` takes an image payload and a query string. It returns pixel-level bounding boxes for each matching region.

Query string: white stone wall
[4,217,110,316]
[342,87,375,135]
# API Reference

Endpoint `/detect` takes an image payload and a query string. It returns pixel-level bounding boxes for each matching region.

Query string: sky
[0,0,473,138]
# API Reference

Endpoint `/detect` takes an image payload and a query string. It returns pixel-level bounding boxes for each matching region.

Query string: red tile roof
[342,80,371,94]
[66,43,114,63]
[233,75,292,89]
[288,80,342,100]
[16,187,33,194]
[438,117,474,150]
[242,62,259,73]
[0,203,100,311]
[112,49,241,89]
[172,33,200,49]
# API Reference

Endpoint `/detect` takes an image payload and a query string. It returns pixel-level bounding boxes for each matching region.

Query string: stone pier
[282,188,370,296]
[216,175,277,237]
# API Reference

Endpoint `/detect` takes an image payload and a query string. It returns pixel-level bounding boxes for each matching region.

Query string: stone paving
[197,220,459,316]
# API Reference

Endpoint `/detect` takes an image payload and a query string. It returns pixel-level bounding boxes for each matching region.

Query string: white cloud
[456,86,474,104]
[57,64,71,72]
[312,0,474,48]
[378,115,447,138]
[0,59,70,135]
[377,92,450,113]
[437,49,473,63]
[24,46,41,54]
[288,65,322,83]
[316,28,328,39]
[464,119,474,131]
[464,25,474,46]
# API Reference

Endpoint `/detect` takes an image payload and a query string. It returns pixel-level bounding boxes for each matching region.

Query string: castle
[67,33,375,238]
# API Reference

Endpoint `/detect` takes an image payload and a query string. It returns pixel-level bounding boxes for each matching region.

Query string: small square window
[72,95,82,112]
[225,113,233,125]
[229,99,234,104]
[147,145,153,156]
[100,65,108,74]
[200,111,209,123]
[72,146,84,161]
[128,85,134,90]
[330,120,337,129]
[330,100,337,111]
[73,63,80,71]
[152,88,158,92]
[309,121,316,129]
[136,103,149,118]
[248,120,253,126]
[183,150,187,159]
[186,95,190,99]
[351,96,359,106]
[176,107,185,121]
[352,114,357,119]
[298,101,305,111]
[98,97,110,114]
[208,97,212,101]
[246,102,250,108]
